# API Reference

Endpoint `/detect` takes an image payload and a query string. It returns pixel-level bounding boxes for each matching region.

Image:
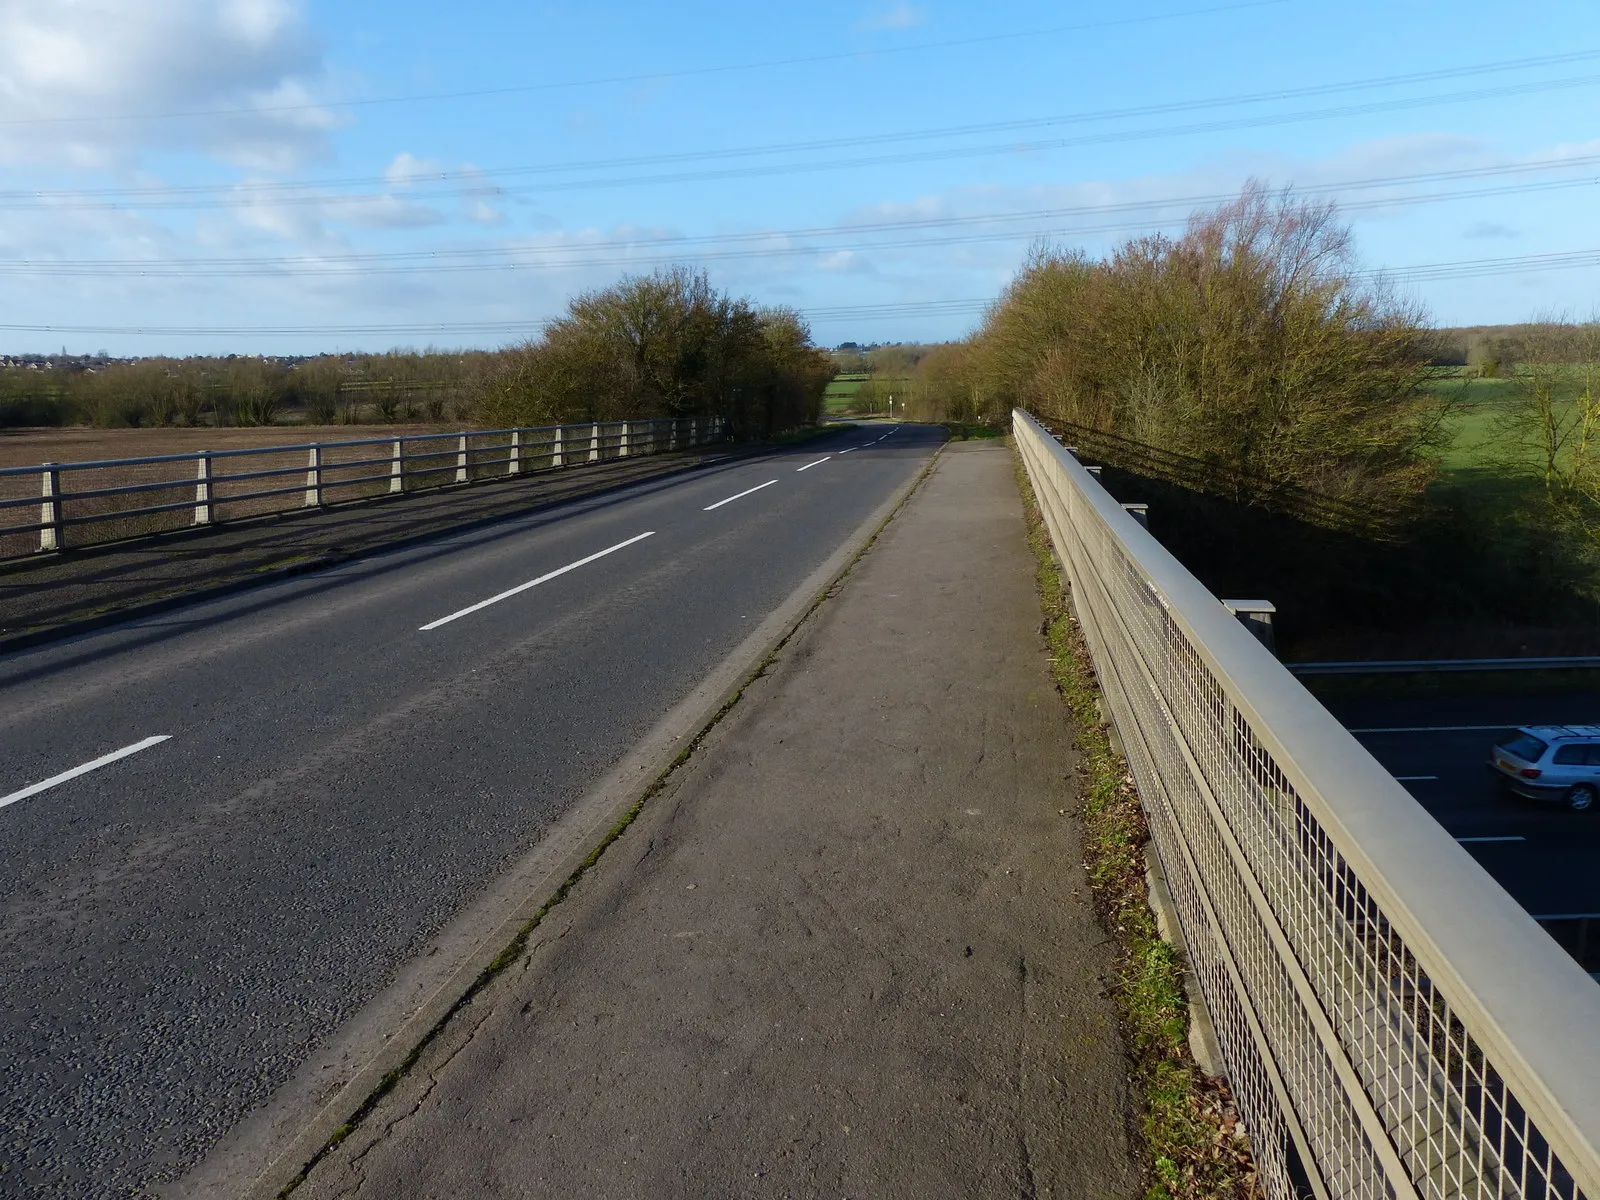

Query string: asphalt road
[0,421,942,1198]
[1323,687,1600,974]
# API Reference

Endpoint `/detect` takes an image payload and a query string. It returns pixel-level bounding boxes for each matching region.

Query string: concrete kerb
[209,439,946,1200]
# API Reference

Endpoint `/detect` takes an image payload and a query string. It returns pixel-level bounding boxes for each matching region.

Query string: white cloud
[384,152,446,188]
[0,0,332,169]
[862,2,924,30]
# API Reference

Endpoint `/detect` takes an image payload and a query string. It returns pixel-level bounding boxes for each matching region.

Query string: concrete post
[552,426,564,468]
[389,439,404,494]
[455,434,469,483]
[194,453,212,525]
[689,418,697,447]
[304,446,322,507]
[1221,600,1277,655]
[1121,503,1149,530]
[38,463,61,552]
[509,429,521,475]
[620,421,631,458]
[589,424,600,463]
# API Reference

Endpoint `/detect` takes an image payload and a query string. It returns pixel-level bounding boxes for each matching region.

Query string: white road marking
[1394,775,1439,781]
[1348,725,1513,734]
[1456,835,1527,844]
[796,456,831,472]
[837,448,856,454]
[0,735,171,812]
[704,480,777,511]
[420,532,656,631]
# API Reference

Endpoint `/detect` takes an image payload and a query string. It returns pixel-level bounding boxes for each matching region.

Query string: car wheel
[1567,784,1597,812]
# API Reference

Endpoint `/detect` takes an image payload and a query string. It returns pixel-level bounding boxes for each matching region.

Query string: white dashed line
[704,480,777,511]
[796,456,831,472]
[0,736,172,812]
[420,532,655,631]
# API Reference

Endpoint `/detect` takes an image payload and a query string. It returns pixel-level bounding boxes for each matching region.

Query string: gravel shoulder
[292,438,1139,1200]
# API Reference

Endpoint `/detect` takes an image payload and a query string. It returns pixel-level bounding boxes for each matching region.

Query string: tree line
[901,184,1447,530]
[0,268,834,440]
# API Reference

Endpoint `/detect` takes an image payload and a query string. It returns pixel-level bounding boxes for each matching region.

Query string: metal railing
[0,417,725,560]
[1015,408,1600,1200]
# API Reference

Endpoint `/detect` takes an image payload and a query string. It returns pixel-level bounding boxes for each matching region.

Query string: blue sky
[3,0,1599,354]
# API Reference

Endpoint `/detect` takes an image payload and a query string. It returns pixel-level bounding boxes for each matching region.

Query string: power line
[0,0,1289,127]
[16,73,1600,215]
[10,48,1600,211]
[12,156,1599,278]
[6,243,1600,341]
[0,299,997,338]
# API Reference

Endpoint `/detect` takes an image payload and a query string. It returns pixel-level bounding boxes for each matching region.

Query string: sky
[2,0,1599,355]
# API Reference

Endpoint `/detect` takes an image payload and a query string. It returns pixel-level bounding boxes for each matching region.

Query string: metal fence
[0,417,724,560]
[1015,408,1600,1200]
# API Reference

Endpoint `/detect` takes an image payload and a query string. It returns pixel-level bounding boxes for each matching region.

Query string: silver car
[1490,725,1600,810]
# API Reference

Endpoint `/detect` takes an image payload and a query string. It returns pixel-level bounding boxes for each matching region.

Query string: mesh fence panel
[1016,409,1598,1200]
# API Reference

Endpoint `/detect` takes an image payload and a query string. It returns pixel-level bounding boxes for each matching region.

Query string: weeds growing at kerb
[1016,450,1259,1200]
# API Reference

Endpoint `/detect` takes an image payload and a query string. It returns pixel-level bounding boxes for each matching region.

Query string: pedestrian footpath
[296,439,1139,1199]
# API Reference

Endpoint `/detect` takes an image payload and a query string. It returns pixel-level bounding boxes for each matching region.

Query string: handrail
[1015,406,1600,1200]
[0,416,725,557]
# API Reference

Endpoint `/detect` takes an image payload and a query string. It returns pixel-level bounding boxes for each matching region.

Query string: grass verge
[941,421,1006,440]
[1014,449,1259,1200]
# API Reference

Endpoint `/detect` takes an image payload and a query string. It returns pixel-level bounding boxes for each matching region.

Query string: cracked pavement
[293,439,1140,1199]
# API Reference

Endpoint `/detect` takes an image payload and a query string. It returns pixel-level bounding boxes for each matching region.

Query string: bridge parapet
[1016,407,1600,1200]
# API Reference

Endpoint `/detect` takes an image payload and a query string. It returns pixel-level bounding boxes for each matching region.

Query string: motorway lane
[0,422,939,1197]
[1323,688,1600,971]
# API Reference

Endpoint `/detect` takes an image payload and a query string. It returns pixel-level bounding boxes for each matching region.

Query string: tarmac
[292,438,1139,1200]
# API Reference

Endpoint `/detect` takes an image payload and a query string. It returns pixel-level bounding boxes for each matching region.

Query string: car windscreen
[1497,733,1549,762]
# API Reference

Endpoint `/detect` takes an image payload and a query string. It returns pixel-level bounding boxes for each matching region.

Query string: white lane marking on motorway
[1456,835,1527,843]
[419,532,656,631]
[1394,775,1439,781]
[0,735,171,811]
[1349,725,1513,734]
[837,447,855,454]
[704,480,777,511]
[796,456,832,472]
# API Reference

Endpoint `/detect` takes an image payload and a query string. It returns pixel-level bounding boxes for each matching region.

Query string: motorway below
[1323,686,1600,974]
[0,421,942,1197]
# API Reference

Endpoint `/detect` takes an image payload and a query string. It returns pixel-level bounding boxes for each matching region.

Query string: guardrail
[1015,408,1600,1200]
[0,417,725,561]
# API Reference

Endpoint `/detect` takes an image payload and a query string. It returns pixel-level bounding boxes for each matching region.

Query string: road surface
[1326,687,1600,975]
[0,421,941,1197]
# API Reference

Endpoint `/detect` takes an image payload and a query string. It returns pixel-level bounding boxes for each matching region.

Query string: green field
[824,372,914,415]
[1426,376,1522,473]
[824,373,867,413]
